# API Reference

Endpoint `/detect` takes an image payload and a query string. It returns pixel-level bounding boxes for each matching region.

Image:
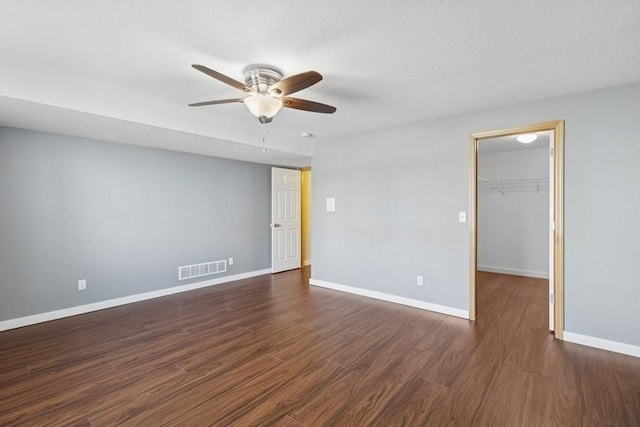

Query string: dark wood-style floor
[1,269,639,426]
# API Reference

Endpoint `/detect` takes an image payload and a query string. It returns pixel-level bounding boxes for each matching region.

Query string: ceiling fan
[189,64,337,124]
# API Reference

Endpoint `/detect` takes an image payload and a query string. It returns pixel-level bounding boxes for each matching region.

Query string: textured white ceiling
[1,1,639,166]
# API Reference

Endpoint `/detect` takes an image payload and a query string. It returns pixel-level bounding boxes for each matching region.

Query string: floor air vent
[178,259,227,281]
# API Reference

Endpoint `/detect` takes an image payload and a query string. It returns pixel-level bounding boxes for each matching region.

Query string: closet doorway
[469,120,564,338]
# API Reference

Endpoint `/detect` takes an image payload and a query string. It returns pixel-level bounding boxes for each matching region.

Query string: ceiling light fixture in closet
[516,133,538,143]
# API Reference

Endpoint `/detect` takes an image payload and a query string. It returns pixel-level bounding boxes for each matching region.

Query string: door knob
[273,223,281,227]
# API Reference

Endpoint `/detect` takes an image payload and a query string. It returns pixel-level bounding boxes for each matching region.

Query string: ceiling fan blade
[192,64,255,93]
[271,71,322,96]
[188,98,245,107]
[281,97,337,114]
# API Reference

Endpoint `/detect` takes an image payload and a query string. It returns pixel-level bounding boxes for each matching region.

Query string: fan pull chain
[261,123,267,154]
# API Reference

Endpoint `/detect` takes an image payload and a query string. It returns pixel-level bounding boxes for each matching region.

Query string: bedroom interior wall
[311,81,640,347]
[0,127,272,323]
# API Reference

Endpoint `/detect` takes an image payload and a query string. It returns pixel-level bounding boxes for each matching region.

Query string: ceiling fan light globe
[244,95,283,119]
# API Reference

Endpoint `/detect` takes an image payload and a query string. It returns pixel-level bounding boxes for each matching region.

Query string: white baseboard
[309,278,469,319]
[478,265,549,279]
[0,268,272,332]
[303,259,312,266]
[563,331,640,358]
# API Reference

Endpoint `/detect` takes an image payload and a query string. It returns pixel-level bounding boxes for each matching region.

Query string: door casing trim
[469,120,565,339]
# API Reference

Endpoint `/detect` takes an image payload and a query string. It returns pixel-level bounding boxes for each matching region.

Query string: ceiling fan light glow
[244,95,283,119]
[516,133,538,143]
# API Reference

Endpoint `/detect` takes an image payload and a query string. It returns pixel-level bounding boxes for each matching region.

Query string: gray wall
[312,82,640,347]
[478,148,549,278]
[0,127,271,321]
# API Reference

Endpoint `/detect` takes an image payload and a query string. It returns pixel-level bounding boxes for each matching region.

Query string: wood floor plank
[0,268,638,426]
[372,377,450,427]
[216,359,345,425]
[570,346,633,426]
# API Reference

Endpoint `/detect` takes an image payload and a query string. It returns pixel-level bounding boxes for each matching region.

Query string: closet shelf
[478,177,549,195]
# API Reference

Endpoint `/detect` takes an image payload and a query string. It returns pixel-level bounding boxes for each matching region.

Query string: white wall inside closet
[478,134,550,278]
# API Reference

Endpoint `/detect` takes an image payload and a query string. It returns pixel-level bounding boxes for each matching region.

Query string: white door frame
[469,120,565,338]
[548,132,555,330]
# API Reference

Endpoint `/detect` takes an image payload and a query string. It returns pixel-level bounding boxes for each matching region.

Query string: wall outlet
[78,279,87,291]
[416,275,423,286]
[228,257,234,266]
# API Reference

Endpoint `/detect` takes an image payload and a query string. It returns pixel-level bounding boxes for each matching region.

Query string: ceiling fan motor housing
[243,64,283,94]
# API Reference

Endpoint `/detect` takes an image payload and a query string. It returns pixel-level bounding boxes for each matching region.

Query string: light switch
[326,198,336,212]
[459,211,467,223]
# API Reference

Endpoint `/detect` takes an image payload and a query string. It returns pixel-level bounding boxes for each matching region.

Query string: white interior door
[548,132,555,331]
[271,167,301,273]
